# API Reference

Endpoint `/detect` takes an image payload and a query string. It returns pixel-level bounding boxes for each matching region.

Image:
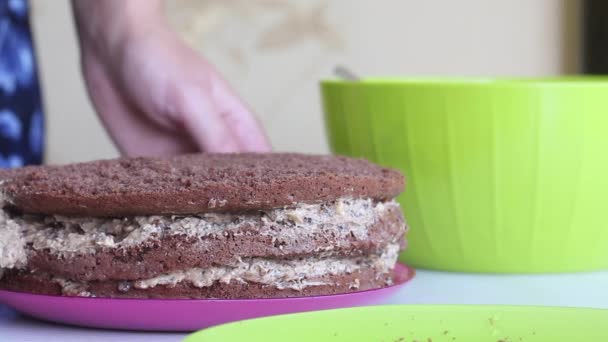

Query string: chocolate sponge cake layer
[1,153,404,217]
[0,267,394,299]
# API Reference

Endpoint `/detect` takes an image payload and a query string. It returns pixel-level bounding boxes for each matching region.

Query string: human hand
[72,0,271,156]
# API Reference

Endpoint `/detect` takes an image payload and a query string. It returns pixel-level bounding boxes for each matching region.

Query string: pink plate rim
[0,263,414,331]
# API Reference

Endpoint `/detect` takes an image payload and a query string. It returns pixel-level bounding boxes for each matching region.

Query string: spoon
[333,65,360,81]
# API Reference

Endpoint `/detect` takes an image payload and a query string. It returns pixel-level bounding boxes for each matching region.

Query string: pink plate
[0,263,413,332]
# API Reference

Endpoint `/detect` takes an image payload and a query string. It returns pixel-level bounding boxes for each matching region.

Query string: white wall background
[30,0,579,165]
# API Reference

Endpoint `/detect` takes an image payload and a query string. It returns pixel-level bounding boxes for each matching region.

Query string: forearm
[71,0,165,58]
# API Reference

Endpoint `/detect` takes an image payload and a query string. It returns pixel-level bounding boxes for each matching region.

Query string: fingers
[175,74,272,153]
[176,85,241,153]
[211,79,272,152]
[83,56,198,157]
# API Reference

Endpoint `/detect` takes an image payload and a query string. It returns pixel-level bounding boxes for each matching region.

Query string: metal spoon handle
[334,65,360,81]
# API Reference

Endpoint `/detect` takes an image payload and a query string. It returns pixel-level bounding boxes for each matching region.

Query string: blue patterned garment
[0,0,43,168]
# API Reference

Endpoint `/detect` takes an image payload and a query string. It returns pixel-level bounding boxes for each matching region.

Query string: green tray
[186,305,608,341]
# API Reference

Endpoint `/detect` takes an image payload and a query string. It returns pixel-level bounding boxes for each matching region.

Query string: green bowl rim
[321,76,608,88]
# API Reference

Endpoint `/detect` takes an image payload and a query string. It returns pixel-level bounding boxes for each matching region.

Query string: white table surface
[2,269,608,341]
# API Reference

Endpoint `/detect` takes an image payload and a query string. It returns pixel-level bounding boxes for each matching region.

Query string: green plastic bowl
[321,77,608,273]
[186,305,608,341]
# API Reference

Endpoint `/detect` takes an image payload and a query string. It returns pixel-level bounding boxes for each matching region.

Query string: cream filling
[54,278,92,297]
[0,198,399,272]
[0,212,27,269]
